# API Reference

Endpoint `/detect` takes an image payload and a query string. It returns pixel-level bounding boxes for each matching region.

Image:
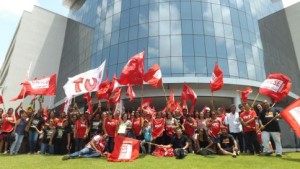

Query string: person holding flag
[0,108,16,154]
[259,100,282,157]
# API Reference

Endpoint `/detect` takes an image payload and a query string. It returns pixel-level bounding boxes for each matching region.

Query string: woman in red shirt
[103,111,118,153]
[74,114,89,151]
[0,108,16,154]
[131,111,143,140]
[206,111,222,152]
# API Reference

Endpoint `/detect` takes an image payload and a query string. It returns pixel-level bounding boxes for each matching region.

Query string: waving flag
[241,87,253,103]
[126,85,136,101]
[118,51,144,85]
[22,74,56,96]
[83,92,93,114]
[62,97,72,113]
[97,78,111,100]
[280,98,300,137]
[210,63,224,92]
[109,88,122,104]
[0,88,4,104]
[142,98,153,109]
[11,87,30,101]
[259,73,291,103]
[64,60,106,98]
[169,89,175,105]
[144,64,162,88]
[181,84,197,105]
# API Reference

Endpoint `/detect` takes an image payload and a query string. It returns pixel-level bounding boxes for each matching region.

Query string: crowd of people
[0,98,283,160]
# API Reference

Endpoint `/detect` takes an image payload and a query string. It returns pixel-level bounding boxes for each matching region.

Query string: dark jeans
[229,132,244,152]
[75,138,85,152]
[106,136,114,153]
[244,131,260,154]
[28,130,38,153]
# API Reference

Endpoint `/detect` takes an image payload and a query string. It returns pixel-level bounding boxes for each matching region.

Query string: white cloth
[224,112,242,133]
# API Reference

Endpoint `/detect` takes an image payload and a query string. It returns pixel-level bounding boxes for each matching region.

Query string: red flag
[62,97,72,114]
[109,73,120,93]
[143,64,162,88]
[259,73,291,103]
[152,118,165,139]
[118,51,144,85]
[126,85,136,101]
[169,89,175,105]
[181,84,197,105]
[280,98,300,138]
[83,93,93,114]
[97,78,111,100]
[241,87,253,103]
[22,74,56,96]
[107,135,140,162]
[0,88,4,104]
[10,87,30,101]
[141,98,153,109]
[109,88,122,104]
[210,63,224,92]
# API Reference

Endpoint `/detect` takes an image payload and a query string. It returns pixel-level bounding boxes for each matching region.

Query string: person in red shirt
[74,113,89,151]
[206,110,222,153]
[0,108,16,154]
[131,111,143,140]
[103,111,118,153]
[240,103,260,155]
[183,114,198,153]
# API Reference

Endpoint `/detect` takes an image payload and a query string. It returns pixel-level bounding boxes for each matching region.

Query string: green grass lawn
[1,152,300,169]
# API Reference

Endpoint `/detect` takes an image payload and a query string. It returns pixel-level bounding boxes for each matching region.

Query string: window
[171,35,182,57]
[160,21,170,35]
[247,63,256,80]
[230,8,240,27]
[138,38,148,53]
[109,45,118,65]
[214,22,224,37]
[160,57,171,74]
[182,35,194,56]
[233,26,242,41]
[218,58,230,77]
[192,1,202,20]
[120,10,129,29]
[149,3,159,22]
[130,7,139,26]
[160,36,170,57]
[112,13,120,32]
[195,57,207,75]
[207,58,218,74]
[160,2,170,20]
[171,21,181,34]
[235,40,245,61]
[183,57,195,74]
[148,37,159,58]
[111,31,119,45]
[193,20,204,35]
[226,39,236,60]
[139,5,149,24]
[129,26,138,40]
[204,21,215,36]
[139,23,148,38]
[238,61,248,78]
[244,43,253,64]
[221,6,231,24]
[216,37,227,58]
[171,57,183,73]
[224,24,233,39]
[205,36,216,57]
[182,20,193,34]
[228,59,239,77]
[119,28,129,43]
[202,2,213,21]
[149,22,159,36]
[194,35,205,56]
[181,2,192,19]
[118,42,128,63]
[241,29,250,44]
[170,1,181,20]
[212,4,222,22]
[128,40,138,58]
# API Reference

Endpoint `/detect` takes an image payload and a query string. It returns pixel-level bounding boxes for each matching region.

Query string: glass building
[58,0,288,109]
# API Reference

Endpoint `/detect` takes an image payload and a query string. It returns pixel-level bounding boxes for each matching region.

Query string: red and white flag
[109,88,122,104]
[0,88,4,104]
[62,97,72,113]
[10,87,30,101]
[64,60,106,98]
[280,98,300,138]
[259,73,291,103]
[97,78,111,100]
[241,87,253,103]
[141,98,153,109]
[107,135,140,162]
[210,63,224,92]
[118,51,144,85]
[143,64,162,88]
[22,74,56,96]
[181,84,197,105]
[126,85,136,101]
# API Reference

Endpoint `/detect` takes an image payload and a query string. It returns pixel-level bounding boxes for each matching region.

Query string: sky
[0,0,299,69]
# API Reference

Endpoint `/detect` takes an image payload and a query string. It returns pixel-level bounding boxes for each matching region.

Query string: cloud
[282,0,300,8]
[0,0,38,16]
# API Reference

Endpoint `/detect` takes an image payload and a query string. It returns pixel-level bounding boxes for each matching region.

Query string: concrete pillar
[234,92,241,108]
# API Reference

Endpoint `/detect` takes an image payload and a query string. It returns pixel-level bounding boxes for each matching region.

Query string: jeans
[106,136,114,153]
[28,130,39,153]
[262,131,282,155]
[10,133,24,155]
[69,147,100,158]
[244,131,260,154]
[140,140,151,154]
[229,132,244,152]
[75,138,85,152]
[41,143,54,154]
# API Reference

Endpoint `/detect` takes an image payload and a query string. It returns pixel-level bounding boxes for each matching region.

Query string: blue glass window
[195,57,207,75]
[171,21,181,34]
[226,39,236,60]
[230,8,240,27]
[160,21,170,35]
[181,2,192,19]
[103,34,111,48]
[160,57,171,74]
[170,1,181,20]
[171,57,183,73]
[128,40,138,58]
[207,58,218,74]
[149,3,159,22]
[138,38,148,53]
[214,22,224,37]
[241,29,250,43]
[148,37,159,58]
[120,10,129,29]
[129,26,138,40]
[247,63,256,80]
[216,37,227,58]
[182,20,193,34]
[148,58,159,69]
[205,36,216,57]
[218,58,230,77]
[111,31,119,45]
[130,0,139,8]
[104,17,112,35]
[194,35,205,56]
[149,22,159,36]
[238,61,248,78]
[139,23,148,38]
[193,20,204,35]
[235,40,245,61]
[221,6,231,24]
[244,43,253,64]
[109,45,118,65]
[130,7,139,26]
[118,42,128,63]
[121,0,130,11]
[212,4,222,23]
[160,2,170,20]
[171,35,182,57]
[192,2,202,20]
[202,2,213,21]
[160,36,170,57]
[233,26,242,41]
[119,28,129,43]
[112,13,120,32]
[139,5,149,24]
[183,57,195,74]
[204,21,215,36]
[228,59,239,77]
[182,35,194,56]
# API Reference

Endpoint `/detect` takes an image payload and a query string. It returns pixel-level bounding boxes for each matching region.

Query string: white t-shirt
[224,112,242,133]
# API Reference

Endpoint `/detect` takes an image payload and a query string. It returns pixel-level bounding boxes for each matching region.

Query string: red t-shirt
[183,118,196,137]
[132,117,142,136]
[86,135,107,152]
[56,118,65,128]
[208,118,221,138]
[104,118,118,137]
[240,110,257,132]
[75,120,88,138]
[1,114,15,132]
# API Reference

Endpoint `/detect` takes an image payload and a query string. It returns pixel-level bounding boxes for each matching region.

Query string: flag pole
[141,83,144,110]
[211,92,215,111]
[21,87,27,103]
[161,83,168,104]
[251,93,260,108]
[259,102,278,130]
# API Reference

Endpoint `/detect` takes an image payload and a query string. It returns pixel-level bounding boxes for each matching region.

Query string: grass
[0,152,300,169]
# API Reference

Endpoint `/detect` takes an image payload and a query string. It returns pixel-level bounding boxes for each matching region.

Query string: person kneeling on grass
[217,126,239,158]
[62,130,107,160]
[160,128,189,159]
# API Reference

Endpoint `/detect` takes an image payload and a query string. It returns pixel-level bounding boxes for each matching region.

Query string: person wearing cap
[224,104,243,153]
[217,126,239,158]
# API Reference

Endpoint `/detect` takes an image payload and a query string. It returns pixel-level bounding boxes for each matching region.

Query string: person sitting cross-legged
[62,130,107,160]
[217,126,239,158]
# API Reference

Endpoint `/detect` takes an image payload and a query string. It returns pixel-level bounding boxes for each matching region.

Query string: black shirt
[219,134,235,148]
[170,135,189,149]
[260,107,280,132]
[30,115,45,131]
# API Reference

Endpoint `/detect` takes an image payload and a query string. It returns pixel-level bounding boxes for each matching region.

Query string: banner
[280,98,300,138]
[107,136,140,162]
[22,74,56,96]
[64,60,106,98]
[151,118,165,139]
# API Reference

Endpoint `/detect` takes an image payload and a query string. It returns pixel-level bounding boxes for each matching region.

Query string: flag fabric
[10,87,30,101]
[64,60,106,98]
[151,118,165,139]
[97,78,111,100]
[210,63,224,92]
[126,85,136,101]
[152,146,174,157]
[109,73,120,93]
[280,98,300,138]
[107,135,140,162]
[109,88,122,104]
[0,88,4,104]
[143,64,162,88]
[83,93,93,114]
[62,97,72,113]
[169,89,175,105]
[241,87,253,102]
[141,98,153,109]
[22,74,56,96]
[118,51,144,85]
[259,73,291,103]
[181,84,197,105]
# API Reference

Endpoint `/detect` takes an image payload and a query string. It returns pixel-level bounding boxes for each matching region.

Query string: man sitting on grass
[217,126,239,158]
[161,128,189,159]
[62,130,107,160]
